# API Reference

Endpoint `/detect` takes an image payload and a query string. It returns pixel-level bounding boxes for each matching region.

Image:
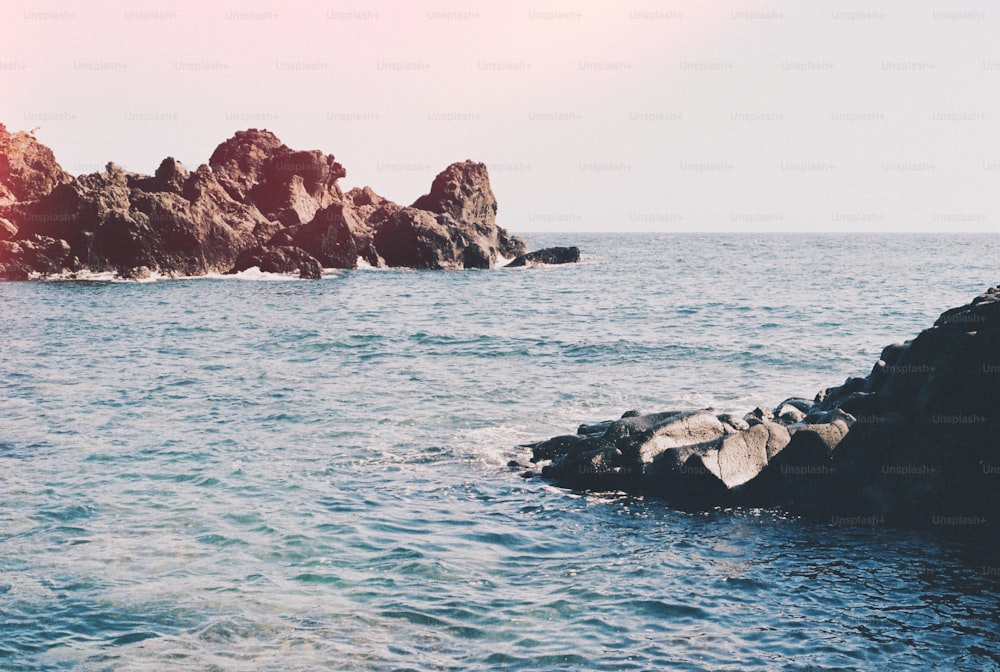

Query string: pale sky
[3,0,998,232]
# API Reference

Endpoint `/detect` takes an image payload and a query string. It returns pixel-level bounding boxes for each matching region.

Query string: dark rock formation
[525,286,1000,536]
[0,235,72,279]
[371,205,461,270]
[8,160,264,277]
[382,160,528,269]
[0,125,532,279]
[228,245,322,280]
[507,246,581,267]
[267,203,360,269]
[207,128,284,203]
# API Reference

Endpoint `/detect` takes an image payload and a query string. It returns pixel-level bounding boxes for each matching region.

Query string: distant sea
[2,234,999,670]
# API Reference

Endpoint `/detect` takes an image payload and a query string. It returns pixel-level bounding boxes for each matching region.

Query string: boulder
[10,235,72,276]
[0,241,31,279]
[507,246,581,267]
[529,408,791,503]
[643,421,790,492]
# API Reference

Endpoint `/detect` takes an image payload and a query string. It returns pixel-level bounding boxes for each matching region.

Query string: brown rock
[0,124,72,205]
[228,245,322,279]
[207,128,284,203]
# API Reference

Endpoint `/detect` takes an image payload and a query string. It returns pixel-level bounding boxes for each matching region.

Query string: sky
[2,0,998,233]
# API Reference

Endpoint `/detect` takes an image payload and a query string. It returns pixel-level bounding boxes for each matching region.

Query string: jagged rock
[0,125,540,278]
[250,148,346,226]
[412,160,497,232]
[9,235,72,276]
[773,397,813,424]
[0,241,31,279]
[532,409,791,501]
[462,243,492,269]
[5,158,266,277]
[269,203,360,269]
[207,128,284,203]
[497,227,528,260]
[625,412,727,464]
[130,157,190,195]
[527,286,1000,534]
[228,245,322,279]
[209,130,346,226]
[371,206,462,270]
[507,246,581,267]
[0,124,72,206]
[814,376,867,408]
[398,161,528,268]
[643,421,790,493]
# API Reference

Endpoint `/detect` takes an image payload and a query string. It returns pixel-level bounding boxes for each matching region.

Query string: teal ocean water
[2,234,999,670]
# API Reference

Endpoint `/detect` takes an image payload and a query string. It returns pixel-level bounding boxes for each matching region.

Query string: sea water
[1,234,999,670]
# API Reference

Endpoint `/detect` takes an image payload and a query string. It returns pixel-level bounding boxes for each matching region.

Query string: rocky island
[522,286,1000,538]
[0,124,576,279]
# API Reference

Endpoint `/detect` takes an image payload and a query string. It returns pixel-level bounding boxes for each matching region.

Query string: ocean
[2,233,999,670]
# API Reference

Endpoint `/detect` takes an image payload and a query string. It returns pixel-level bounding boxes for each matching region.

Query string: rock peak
[0,124,72,205]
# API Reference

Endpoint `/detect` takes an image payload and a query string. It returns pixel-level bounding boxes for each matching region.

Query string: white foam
[41,269,117,282]
[205,267,298,282]
[38,266,321,283]
[120,270,167,284]
[42,269,171,283]
[494,254,515,268]
[451,424,538,468]
[354,256,392,271]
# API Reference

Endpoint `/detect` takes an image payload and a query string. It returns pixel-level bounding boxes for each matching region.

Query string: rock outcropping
[507,246,580,267]
[0,125,573,279]
[523,287,1000,536]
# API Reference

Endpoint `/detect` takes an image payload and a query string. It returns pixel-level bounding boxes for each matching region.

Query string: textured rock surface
[0,123,72,206]
[507,246,581,267]
[228,245,322,280]
[0,125,532,279]
[525,286,1000,535]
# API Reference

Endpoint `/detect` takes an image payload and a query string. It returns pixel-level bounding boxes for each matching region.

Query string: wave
[39,267,319,283]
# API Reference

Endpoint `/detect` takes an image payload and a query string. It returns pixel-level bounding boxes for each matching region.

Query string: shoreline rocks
[523,286,1000,538]
[0,124,578,280]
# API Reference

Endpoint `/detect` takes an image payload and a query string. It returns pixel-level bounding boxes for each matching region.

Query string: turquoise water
[2,234,999,670]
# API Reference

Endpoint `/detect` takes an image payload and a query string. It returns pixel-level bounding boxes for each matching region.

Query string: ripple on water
[2,235,1000,670]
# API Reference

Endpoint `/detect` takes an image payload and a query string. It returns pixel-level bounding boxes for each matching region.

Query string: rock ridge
[0,125,579,279]
[521,286,1000,538]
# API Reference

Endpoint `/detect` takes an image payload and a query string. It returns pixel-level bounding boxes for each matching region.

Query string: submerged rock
[526,286,1000,535]
[507,246,581,267]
